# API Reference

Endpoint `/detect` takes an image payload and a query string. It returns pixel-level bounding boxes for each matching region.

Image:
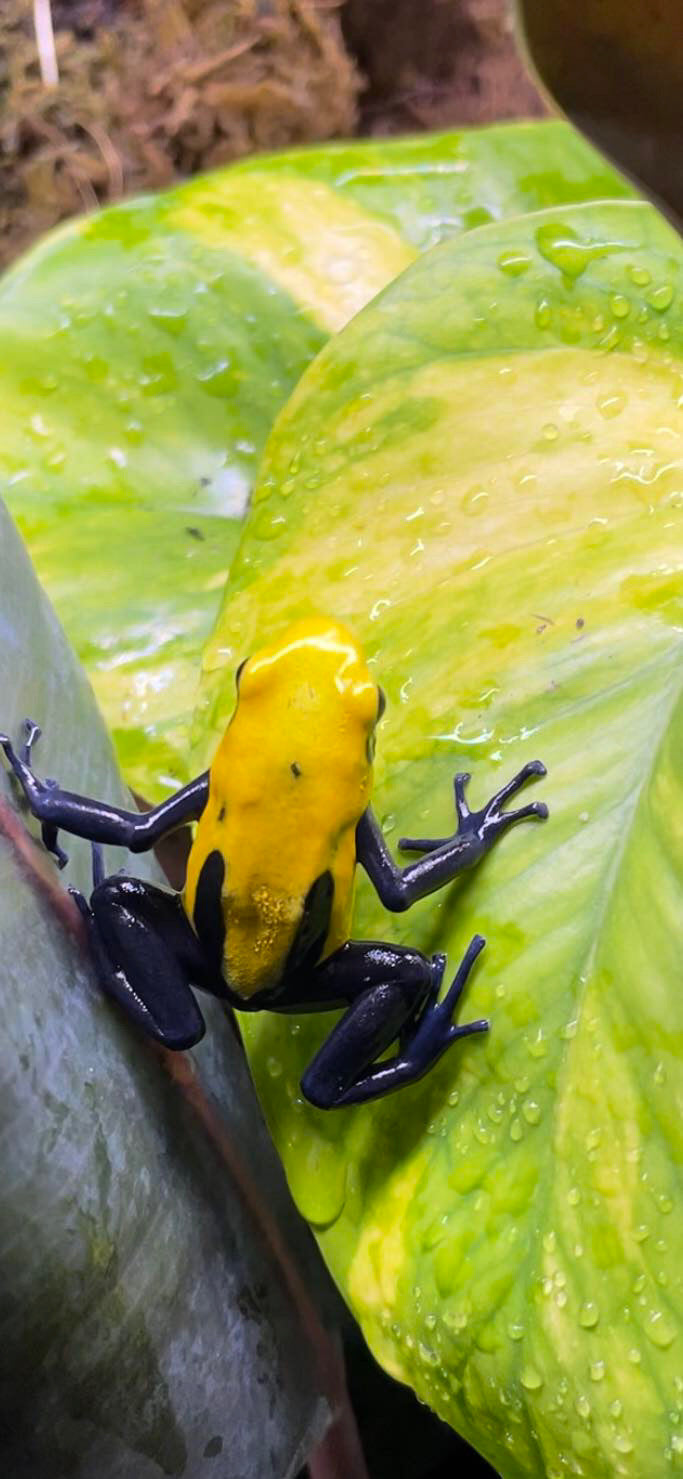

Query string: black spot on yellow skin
[291,762,301,778]
[218,805,226,822]
[193,850,226,970]
[285,872,334,976]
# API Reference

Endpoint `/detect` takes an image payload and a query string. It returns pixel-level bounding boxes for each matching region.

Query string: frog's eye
[377,686,386,721]
[235,657,248,689]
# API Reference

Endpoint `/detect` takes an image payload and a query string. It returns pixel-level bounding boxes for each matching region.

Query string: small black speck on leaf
[203,1435,223,1459]
[185,526,205,540]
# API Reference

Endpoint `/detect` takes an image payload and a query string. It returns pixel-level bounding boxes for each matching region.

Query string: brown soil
[0,0,547,271]
[0,0,360,268]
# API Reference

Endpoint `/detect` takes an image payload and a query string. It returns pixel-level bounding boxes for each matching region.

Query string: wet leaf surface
[0,123,634,801]
[198,200,683,1477]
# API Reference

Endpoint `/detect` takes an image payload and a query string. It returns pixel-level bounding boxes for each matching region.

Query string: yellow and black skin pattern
[0,616,547,1108]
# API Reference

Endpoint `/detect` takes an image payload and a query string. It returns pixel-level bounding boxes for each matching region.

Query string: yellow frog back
[185,616,381,999]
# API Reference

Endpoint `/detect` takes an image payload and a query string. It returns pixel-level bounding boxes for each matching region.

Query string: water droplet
[610,1399,623,1418]
[654,1061,666,1085]
[463,486,489,515]
[520,1366,543,1391]
[568,1187,581,1206]
[197,359,233,396]
[541,423,559,442]
[522,1099,541,1125]
[627,1347,641,1364]
[609,292,631,319]
[645,1310,677,1348]
[613,1434,633,1455]
[44,448,66,469]
[535,298,552,329]
[590,1360,606,1382]
[634,1223,650,1242]
[148,304,188,335]
[425,1312,436,1330]
[575,1395,591,1419]
[509,1118,523,1142]
[578,1301,599,1329]
[543,1231,557,1253]
[597,391,627,418]
[586,1128,601,1151]
[658,1193,673,1214]
[628,264,651,286]
[369,598,391,622]
[447,1089,460,1107]
[599,324,621,350]
[266,1056,282,1078]
[499,250,532,276]
[507,1322,524,1341]
[646,282,674,312]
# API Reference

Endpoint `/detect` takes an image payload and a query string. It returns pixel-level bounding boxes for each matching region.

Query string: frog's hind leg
[297,935,488,1109]
[69,855,218,1050]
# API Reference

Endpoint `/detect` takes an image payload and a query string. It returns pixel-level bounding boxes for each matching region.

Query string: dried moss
[0,0,360,269]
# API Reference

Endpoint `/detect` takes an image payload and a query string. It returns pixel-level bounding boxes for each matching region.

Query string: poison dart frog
[0,616,547,1109]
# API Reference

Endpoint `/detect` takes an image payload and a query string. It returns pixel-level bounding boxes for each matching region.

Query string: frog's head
[231,615,384,785]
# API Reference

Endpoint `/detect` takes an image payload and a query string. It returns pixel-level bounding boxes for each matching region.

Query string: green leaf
[197,200,683,1478]
[0,123,634,801]
[0,500,333,1477]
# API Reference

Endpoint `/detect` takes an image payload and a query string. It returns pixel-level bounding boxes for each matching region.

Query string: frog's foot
[399,760,548,855]
[20,717,42,766]
[0,720,69,868]
[404,934,489,1070]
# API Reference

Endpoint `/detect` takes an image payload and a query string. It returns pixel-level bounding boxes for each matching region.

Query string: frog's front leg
[14,719,69,867]
[356,760,548,911]
[0,719,209,866]
[70,847,228,1049]
[275,936,488,1110]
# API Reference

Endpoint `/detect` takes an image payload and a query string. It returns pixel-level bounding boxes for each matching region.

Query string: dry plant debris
[0,0,360,269]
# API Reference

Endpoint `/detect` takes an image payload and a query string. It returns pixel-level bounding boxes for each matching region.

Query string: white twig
[33,0,59,88]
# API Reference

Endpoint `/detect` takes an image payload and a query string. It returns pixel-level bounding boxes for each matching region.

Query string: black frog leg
[292,936,487,1110]
[70,866,227,1049]
[15,720,69,866]
[0,720,209,866]
[356,760,548,912]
